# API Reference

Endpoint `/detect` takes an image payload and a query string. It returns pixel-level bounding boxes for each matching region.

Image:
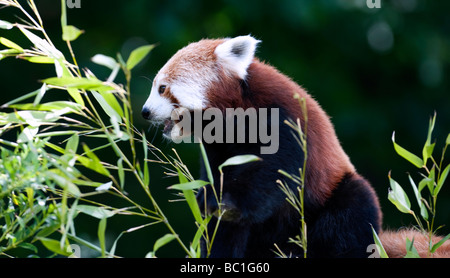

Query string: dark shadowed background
[0,0,449,257]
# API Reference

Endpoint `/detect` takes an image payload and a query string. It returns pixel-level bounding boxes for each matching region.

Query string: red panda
[142,35,449,258]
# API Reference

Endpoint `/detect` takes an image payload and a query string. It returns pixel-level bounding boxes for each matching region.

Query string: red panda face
[142,35,260,139]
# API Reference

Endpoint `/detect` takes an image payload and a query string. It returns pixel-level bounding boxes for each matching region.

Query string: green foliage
[378,113,450,258]
[276,95,308,258]
[0,0,265,258]
[0,139,74,256]
[0,0,211,258]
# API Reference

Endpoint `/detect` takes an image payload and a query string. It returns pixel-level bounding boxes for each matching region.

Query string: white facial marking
[170,82,207,110]
[142,73,174,121]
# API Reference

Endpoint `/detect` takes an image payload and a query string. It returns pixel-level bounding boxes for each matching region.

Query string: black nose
[141,107,151,120]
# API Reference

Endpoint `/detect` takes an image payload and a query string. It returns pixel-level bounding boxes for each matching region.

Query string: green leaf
[17,126,39,143]
[65,134,79,154]
[174,169,204,224]
[36,224,60,239]
[422,113,436,166]
[408,175,428,220]
[91,90,123,121]
[62,25,84,41]
[80,144,110,176]
[76,205,115,219]
[53,59,85,106]
[446,133,450,145]
[60,0,67,27]
[126,44,155,70]
[46,171,81,197]
[435,163,450,196]
[19,26,63,59]
[0,20,13,30]
[17,242,38,254]
[392,132,424,168]
[98,218,107,257]
[91,54,118,70]
[0,37,24,52]
[218,154,261,172]
[371,226,388,258]
[199,142,214,186]
[388,175,412,214]
[427,167,436,194]
[43,76,109,90]
[33,82,47,106]
[39,238,72,256]
[22,56,54,64]
[66,87,85,107]
[140,132,150,186]
[153,234,177,253]
[404,238,420,258]
[95,181,113,192]
[117,158,125,190]
[9,101,82,114]
[169,180,209,191]
[430,233,450,253]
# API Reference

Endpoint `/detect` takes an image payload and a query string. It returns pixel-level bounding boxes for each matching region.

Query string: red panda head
[141,35,260,137]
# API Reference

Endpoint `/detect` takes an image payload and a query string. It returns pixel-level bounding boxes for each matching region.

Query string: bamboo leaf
[126,44,155,70]
[388,175,412,214]
[435,164,450,196]
[392,132,424,168]
[33,82,47,106]
[218,155,261,172]
[17,126,39,143]
[76,205,115,219]
[430,233,450,253]
[91,90,123,121]
[39,238,72,256]
[408,175,428,220]
[0,20,13,30]
[199,142,214,186]
[91,54,118,70]
[371,226,389,258]
[96,181,113,192]
[65,134,79,154]
[153,234,177,253]
[422,113,436,166]
[62,25,84,41]
[43,76,109,90]
[117,158,125,190]
[80,144,110,176]
[175,169,203,224]
[45,171,81,198]
[22,56,54,64]
[169,180,209,191]
[9,101,82,114]
[404,238,420,258]
[0,37,24,52]
[98,218,107,257]
[19,26,63,59]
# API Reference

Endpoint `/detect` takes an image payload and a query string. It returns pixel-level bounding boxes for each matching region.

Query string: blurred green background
[0,0,449,257]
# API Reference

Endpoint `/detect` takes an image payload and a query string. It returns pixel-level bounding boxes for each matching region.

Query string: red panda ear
[215,35,261,80]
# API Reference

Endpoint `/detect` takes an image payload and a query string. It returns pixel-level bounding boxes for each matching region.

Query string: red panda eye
[158,85,166,95]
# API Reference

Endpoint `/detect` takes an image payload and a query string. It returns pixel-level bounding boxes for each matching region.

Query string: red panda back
[211,59,360,207]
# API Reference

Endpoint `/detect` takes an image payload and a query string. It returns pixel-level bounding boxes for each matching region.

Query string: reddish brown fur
[163,39,224,84]
[161,87,180,105]
[208,58,358,207]
[380,229,450,258]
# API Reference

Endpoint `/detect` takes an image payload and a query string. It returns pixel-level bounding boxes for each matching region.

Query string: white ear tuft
[215,35,261,80]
